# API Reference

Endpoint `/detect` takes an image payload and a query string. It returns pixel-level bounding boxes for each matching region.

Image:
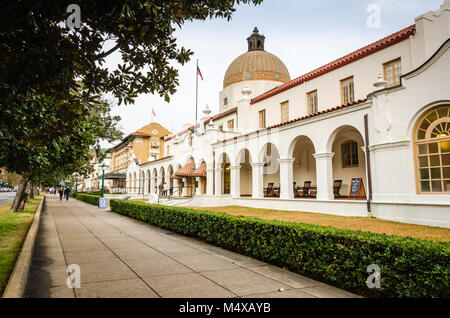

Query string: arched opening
[172,164,183,197]
[217,153,231,195]
[195,160,207,195]
[146,170,151,194]
[289,136,317,198]
[257,40,261,49]
[152,168,158,194]
[184,158,196,197]
[330,126,367,199]
[414,105,450,193]
[139,171,145,194]
[236,149,252,197]
[167,165,174,196]
[128,173,132,193]
[259,143,280,197]
[133,172,137,193]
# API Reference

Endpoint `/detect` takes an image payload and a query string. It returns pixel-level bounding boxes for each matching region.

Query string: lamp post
[100,163,109,197]
[75,174,78,196]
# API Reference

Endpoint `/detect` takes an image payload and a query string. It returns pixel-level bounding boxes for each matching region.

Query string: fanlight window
[415,106,450,193]
[151,139,159,150]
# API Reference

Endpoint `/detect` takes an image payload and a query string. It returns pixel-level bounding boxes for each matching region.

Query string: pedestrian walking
[64,187,71,201]
[158,183,164,197]
[58,188,63,200]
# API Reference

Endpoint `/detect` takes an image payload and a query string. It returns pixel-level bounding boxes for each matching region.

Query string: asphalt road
[0,191,16,206]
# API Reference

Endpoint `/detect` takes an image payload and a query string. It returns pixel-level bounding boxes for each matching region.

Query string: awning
[98,173,126,180]
[174,159,196,178]
[191,162,206,177]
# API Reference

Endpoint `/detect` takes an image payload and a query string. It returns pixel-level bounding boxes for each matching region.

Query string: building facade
[108,122,170,191]
[78,152,112,192]
[127,1,450,228]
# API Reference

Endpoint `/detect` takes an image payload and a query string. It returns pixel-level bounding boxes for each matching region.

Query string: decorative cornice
[369,140,411,152]
[313,153,335,160]
[278,158,295,164]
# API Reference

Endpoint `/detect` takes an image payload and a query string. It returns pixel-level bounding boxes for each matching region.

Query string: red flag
[197,66,204,81]
[152,108,156,117]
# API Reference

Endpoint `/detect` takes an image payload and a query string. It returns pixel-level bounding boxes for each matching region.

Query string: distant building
[78,151,111,192]
[107,122,171,191]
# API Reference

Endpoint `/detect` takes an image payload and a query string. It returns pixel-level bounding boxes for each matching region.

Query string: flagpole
[195,59,199,126]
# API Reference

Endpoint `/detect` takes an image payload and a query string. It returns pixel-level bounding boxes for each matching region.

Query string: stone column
[182,177,188,197]
[278,158,295,199]
[215,165,223,196]
[251,163,265,199]
[196,177,202,196]
[165,174,172,196]
[313,153,335,201]
[206,165,214,196]
[150,176,154,194]
[230,166,241,198]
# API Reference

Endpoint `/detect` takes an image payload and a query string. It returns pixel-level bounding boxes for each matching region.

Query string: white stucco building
[127,1,450,228]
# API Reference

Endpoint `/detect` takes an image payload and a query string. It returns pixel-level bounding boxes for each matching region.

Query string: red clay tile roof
[250,24,416,105]
[139,156,173,167]
[213,99,368,146]
[165,124,199,142]
[191,162,207,177]
[205,107,237,124]
[131,132,151,137]
[174,159,196,177]
[165,108,238,142]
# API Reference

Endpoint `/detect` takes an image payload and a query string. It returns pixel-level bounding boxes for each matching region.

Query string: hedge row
[75,193,101,206]
[109,199,449,298]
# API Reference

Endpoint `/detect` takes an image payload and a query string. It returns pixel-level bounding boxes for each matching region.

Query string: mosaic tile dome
[223,27,290,88]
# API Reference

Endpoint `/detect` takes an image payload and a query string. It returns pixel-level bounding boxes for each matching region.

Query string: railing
[168,186,195,200]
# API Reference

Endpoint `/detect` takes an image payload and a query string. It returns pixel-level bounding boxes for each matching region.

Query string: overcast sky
[102,0,443,148]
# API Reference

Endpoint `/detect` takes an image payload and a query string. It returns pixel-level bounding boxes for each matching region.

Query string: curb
[2,195,45,298]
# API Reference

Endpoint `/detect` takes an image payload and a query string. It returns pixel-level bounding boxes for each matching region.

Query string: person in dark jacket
[58,188,63,200]
[64,188,71,201]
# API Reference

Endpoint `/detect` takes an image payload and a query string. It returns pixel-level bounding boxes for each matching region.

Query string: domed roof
[223,28,290,88]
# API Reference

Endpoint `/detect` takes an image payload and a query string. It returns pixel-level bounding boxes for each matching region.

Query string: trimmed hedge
[110,200,449,298]
[75,193,101,206]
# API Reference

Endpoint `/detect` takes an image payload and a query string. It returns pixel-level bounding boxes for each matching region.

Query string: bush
[109,200,449,298]
[75,193,101,206]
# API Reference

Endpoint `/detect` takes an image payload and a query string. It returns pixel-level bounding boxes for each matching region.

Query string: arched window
[415,106,450,193]
[342,140,359,167]
[151,139,159,150]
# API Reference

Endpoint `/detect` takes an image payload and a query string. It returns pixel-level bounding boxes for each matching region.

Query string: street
[0,191,16,206]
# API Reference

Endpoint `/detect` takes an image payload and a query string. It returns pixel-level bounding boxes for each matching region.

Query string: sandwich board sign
[348,178,366,200]
[98,197,108,209]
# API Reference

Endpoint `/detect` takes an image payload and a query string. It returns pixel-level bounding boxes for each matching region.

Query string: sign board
[348,178,366,200]
[98,197,108,209]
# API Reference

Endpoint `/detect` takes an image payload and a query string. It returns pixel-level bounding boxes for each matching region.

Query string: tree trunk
[10,175,30,212]
[29,181,35,199]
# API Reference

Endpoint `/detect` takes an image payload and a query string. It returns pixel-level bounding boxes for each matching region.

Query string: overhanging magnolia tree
[0,0,262,211]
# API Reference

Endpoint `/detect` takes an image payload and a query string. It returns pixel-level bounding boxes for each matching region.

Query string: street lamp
[100,163,109,197]
[74,174,78,196]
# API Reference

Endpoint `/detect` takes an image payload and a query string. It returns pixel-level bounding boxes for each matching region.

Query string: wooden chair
[265,183,274,197]
[273,187,280,198]
[333,180,343,198]
[309,187,317,198]
[297,181,312,197]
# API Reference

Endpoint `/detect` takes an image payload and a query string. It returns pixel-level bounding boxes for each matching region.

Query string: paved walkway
[25,196,358,298]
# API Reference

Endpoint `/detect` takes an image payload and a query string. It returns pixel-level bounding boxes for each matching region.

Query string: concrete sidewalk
[24,196,359,298]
